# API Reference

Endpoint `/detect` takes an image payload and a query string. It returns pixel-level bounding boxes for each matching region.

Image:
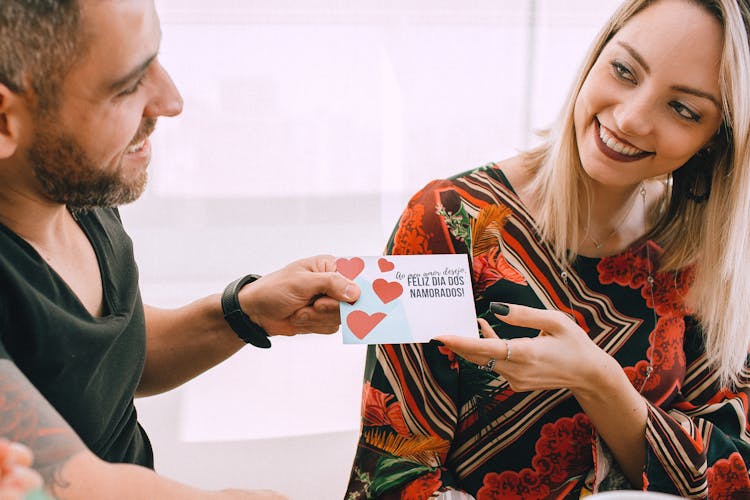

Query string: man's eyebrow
[106,53,158,93]
[616,40,722,111]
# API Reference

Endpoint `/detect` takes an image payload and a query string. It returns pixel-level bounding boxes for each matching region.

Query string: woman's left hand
[435,302,613,393]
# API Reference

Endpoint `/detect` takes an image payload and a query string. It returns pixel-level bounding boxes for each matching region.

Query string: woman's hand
[437,302,649,487]
[435,302,614,393]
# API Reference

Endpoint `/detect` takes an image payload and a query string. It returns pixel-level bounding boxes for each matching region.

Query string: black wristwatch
[220,274,271,348]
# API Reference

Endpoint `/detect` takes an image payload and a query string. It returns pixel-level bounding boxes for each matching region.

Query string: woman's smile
[594,118,653,162]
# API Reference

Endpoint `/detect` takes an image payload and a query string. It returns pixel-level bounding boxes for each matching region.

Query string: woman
[346,0,750,498]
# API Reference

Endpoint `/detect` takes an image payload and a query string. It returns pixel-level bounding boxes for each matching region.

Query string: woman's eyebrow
[671,84,722,110]
[616,40,721,110]
[617,41,651,73]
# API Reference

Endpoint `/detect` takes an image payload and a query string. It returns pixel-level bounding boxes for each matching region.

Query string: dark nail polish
[489,302,509,316]
[430,339,445,347]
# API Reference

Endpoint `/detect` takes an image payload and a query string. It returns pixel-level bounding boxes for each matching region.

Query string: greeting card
[337,254,478,344]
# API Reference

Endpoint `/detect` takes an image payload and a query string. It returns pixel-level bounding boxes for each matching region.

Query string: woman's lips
[594,119,653,162]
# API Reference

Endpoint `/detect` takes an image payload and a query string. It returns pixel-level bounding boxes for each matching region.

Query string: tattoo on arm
[0,359,86,494]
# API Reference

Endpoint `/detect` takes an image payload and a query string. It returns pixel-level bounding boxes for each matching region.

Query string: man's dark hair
[0,0,84,113]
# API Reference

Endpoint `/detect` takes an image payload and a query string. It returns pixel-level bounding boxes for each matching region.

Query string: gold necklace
[561,184,657,394]
[584,182,643,249]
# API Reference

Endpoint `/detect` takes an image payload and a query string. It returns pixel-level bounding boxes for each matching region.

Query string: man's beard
[27,118,156,211]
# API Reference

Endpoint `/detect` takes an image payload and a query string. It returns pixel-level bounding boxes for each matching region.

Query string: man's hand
[239,255,360,336]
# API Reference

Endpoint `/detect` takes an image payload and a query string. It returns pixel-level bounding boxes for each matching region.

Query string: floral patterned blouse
[345,164,750,499]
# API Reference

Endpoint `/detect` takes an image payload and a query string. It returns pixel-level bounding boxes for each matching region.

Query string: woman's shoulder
[410,155,534,204]
[491,154,535,193]
[445,155,529,183]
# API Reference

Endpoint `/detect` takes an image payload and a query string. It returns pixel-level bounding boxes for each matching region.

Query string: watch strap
[221,274,271,348]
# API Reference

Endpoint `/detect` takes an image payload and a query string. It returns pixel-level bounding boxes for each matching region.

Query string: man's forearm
[0,360,282,499]
[138,297,245,397]
[58,454,286,500]
[138,256,359,396]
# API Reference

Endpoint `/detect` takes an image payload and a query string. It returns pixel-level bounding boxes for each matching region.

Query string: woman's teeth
[598,126,644,156]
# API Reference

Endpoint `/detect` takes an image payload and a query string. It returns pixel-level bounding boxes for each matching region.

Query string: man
[0,0,359,498]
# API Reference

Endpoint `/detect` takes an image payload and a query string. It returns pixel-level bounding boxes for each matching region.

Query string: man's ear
[0,83,31,160]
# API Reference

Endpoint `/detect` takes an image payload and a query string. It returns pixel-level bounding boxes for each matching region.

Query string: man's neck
[0,187,76,253]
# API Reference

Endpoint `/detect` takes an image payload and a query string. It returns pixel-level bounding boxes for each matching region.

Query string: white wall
[127,1,619,498]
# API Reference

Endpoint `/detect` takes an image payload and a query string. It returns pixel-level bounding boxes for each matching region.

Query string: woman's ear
[0,83,31,160]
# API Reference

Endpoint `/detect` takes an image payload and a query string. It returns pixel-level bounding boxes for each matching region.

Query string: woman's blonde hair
[524,0,750,387]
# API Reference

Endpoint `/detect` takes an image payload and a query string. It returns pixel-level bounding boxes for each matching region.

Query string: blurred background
[127,1,620,498]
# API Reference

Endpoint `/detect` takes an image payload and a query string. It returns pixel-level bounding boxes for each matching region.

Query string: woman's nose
[612,92,654,138]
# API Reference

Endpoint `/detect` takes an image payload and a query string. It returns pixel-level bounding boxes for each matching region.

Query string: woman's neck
[578,179,662,257]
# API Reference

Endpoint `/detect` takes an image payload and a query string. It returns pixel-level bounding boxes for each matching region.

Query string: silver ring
[477,358,496,372]
[503,338,511,362]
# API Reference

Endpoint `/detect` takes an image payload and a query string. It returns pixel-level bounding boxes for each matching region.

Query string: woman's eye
[611,61,636,83]
[671,101,701,122]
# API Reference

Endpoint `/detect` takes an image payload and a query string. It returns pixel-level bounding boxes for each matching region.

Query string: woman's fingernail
[431,339,445,347]
[489,302,509,316]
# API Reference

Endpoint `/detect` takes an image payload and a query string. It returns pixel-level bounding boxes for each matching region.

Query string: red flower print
[599,243,694,317]
[647,316,685,372]
[476,414,593,499]
[707,452,750,500]
[598,250,642,287]
[477,469,550,500]
[385,404,409,436]
[473,250,526,294]
[534,413,593,484]
[674,266,695,295]
[625,315,687,394]
[645,268,694,317]
[392,203,433,255]
[401,469,442,500]
[362,382,410,436]
[625,359,652,393]
[598,247,654,288]
[362,382,390,424]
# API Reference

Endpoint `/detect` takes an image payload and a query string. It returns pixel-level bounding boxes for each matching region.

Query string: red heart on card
[347,310,387,339]
[336,257,365,280]
[378,258,395,272]
[373,279,403,304]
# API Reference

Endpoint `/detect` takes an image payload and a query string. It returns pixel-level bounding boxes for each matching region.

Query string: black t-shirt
[0,208,153,467]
